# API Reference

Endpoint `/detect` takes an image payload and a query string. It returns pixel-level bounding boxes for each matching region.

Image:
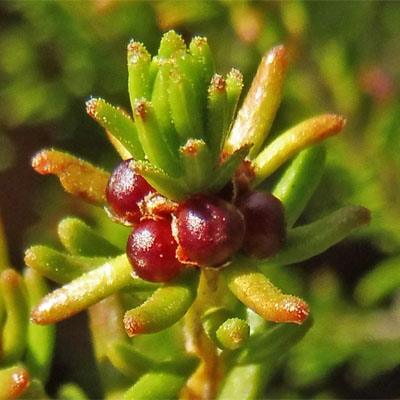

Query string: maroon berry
[106,159,156,224]
[237,191,286,259]
[174,195,245,267]
[126,218,184,282]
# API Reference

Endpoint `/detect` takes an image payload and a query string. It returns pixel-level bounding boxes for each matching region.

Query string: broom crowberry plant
[1,30,370,399]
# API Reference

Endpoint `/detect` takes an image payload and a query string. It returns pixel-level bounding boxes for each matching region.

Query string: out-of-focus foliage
[0,1,399,399]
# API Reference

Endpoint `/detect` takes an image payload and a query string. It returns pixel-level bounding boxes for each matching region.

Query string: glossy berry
[237,191,286,259]
[106,159,156,224]
[126,218,184,282]
[174,195,245,267]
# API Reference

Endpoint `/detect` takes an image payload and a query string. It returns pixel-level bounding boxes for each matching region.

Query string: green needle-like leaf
[31,255,134,325]
[217,364,267,400]
[0,270,29,365]
[208,145,251,193]
[124,269,199,337]
[189,36,215,87]
[235,316,314,364]
[24,245,107,284]
[23,269,55,382]
[273,145,326,228]
[57,383,88,400]
[253,114,345,186]
[18,378,47,399]
[225,68,244,131]
[175,53,205,103]
[151,61,180,153]
[88,295,133,398]
[58,217,122,257]
[127,41,152,103]
[107,341,154,379]
[133,160,188,201]
[224,46,288,157]
[219,318,313,398]
[272,206,371,266]
[216,318,250,350]
[168,64,205,143]
[31,149,110,205]
[202,307,235,348]
[123,356,199,400]
[179,139,212,192]
[133,99,182,177]
[355,254,400,306]
[206,74,228,162]
[223,257,309,324]
[86,98,145,161]
[158,30,186,59]
[0,365,30,399]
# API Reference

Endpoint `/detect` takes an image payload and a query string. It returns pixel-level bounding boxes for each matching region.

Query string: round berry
[174,195,245,267]
[126,218,184,282]
[106,159,156,224]
[237,191,286,259]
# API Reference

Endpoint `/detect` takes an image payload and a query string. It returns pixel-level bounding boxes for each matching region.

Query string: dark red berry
[126,218,184,282]
[106,159,156,225]
[237,191,286,259]
[174,195,245,267]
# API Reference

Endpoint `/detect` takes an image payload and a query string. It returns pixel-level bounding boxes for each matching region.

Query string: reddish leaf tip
[210,74,226,93]
[124,314,146,337]
[134,100,148,121]
[31,150,51,175]
[7,367,30,399]
[86,97,100,118]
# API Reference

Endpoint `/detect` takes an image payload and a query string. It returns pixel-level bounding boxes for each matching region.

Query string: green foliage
[0,2,399,399]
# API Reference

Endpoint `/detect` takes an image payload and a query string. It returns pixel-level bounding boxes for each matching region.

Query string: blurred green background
[0,1,399,398]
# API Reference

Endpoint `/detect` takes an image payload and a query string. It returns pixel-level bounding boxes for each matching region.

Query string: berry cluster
[106,159,286,282]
